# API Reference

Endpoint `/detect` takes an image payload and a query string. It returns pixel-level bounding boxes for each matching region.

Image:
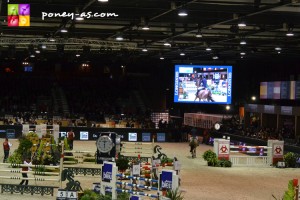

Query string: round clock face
[214,123,221,130]
[96,135,114,153]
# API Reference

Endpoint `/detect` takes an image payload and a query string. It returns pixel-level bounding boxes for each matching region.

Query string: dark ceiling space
[0,0,299,63]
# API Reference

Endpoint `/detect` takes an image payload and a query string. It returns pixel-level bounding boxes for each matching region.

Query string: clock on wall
[96,132,120,164]
[96,135,115,154]
[214,122,221,131]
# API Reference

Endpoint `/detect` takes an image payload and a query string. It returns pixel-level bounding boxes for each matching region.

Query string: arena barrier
[100,162,179,200]
[214,138,284,167]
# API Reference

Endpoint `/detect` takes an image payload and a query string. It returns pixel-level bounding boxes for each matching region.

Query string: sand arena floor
[0,139,299,200]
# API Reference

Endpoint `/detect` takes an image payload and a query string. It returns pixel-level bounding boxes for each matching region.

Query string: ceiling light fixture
[212,55,219,60]
[180,52,185,56]
[75,16,84,21]
[238,22,246,27]
[178,9,188,17]
[41,44,47,49]
[195,31,202,38]
[206,47,212,51]
[286,32,294,37]
[60,28,68,33]
[142,48,148,52]
[164,41,171,46]
[116,35,124,41]
[240,52,246,55]
[240,40,247,45]
[142,25,150,30]
[35,50,40,54]
[49,38,55,42]
[98,0,109,2]
[30,54,35,58]
[275,47,282,51]
[160,56,165,60]
[76,53,80,57]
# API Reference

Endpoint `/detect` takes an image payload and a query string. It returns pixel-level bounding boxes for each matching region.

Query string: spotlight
[206,47,212,51]
[180,52,185,56]
[160,56,165,60]
[35,50,40,54]
[49,38,55,42]
[30,54,35,58]
[142,48,148,52]
[98,0,108,2]
[212,55,219,60]
[41,44,47,49]
[76,53,80,57]
[240,52,246,55]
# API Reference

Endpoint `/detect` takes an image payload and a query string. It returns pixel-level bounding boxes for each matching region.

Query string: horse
[194,78,214,102]
[194,88,214,102]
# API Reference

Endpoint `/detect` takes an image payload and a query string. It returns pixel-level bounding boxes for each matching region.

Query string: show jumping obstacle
[100,162,179,200]
[0,162,61,196]
[121,140,154,163]
[214,138,284,167]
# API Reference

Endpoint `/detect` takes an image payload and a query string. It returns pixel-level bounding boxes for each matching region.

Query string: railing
[230,156,271,167]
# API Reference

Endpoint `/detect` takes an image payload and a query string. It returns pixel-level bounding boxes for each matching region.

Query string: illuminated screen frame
[174,65,232,104]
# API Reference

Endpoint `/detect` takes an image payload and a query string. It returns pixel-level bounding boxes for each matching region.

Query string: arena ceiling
[0,0,300,62]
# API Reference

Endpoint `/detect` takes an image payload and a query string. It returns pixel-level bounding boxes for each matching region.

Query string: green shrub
[203,150,218,166]
[217,159,232,167]
[202,150,217,161]
[116,156,129,172]
[8,152,22,164]
[284,152,298,168]
[166,188,184,200]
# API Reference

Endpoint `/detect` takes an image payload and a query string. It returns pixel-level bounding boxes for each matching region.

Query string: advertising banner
[102,163,113,183]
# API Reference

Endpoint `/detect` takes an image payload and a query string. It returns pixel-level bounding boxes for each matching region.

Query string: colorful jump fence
[64,150,96,164]
[100,162,179,200]
[121,141,154,163]
[0,162,61,196]
[214,138,284,167]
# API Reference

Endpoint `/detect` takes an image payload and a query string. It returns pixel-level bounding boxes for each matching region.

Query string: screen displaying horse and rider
[174,65,232,104]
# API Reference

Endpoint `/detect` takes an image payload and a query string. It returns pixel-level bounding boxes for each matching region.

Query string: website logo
[8,4,30,27]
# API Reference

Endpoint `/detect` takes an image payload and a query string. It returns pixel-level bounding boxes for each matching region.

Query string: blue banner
[130,196,140,200]
[157,133,165,142]
[161,171,173,189]
[102,163,113,182]
[142,133,151,142]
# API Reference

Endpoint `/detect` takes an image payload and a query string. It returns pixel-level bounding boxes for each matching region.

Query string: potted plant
[116,156,129,173]
[284,152,298,168]
[202,150,218,166]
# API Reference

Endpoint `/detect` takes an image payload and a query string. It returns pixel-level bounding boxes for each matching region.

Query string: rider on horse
[195,75,208,97]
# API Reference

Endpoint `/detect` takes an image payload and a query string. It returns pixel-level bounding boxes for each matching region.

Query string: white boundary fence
[214,138,284,167]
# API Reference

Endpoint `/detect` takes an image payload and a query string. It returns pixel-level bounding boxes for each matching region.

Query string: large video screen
[174,65,232,104]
